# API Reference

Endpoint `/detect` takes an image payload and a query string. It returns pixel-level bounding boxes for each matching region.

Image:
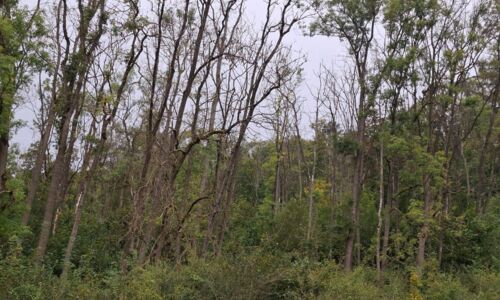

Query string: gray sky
[13,0,346,150]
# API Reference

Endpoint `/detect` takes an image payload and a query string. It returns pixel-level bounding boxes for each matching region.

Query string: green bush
[1,247,499,299]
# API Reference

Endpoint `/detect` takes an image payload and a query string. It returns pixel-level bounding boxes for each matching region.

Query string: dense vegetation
[0,0,499,299]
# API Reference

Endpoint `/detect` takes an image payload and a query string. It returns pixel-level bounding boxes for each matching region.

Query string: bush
[2,247,499,299]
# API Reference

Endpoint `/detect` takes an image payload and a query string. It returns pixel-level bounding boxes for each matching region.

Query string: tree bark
[376,140,384,281]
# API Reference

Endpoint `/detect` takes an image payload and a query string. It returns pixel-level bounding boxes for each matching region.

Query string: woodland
[0,0,499,299]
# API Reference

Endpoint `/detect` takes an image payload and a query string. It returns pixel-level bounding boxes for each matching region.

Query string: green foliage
[0,0,47,137]
[0,240,53,300]
[3,250,498,299]
[0,176,30,254]
[334,135,359,155]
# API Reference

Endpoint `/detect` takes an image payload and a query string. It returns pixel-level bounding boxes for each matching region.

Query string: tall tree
[310,0,381,271]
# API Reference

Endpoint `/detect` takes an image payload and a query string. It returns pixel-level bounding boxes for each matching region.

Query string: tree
[310,0,381,271]
[0,0,44,203]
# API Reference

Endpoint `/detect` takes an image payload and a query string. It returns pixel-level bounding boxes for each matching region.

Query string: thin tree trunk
[416,174,431,268]
[274,161,281,215]
[61,185,87,278]
[381,167,392,272]
[345,119,365,271]
[306,103,319,241]
[0,134,8,192]
[376,140,384,281]
[476,91,498,215]
[22,108,56,225]
[460,142,471,197]
[306,174,315,241]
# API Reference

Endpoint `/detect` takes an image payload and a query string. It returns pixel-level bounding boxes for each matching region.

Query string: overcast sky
[12,0,346,150]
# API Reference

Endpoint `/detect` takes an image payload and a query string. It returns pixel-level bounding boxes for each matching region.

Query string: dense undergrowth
[1,250,499,299]
[1,178,499,299]
[2,198,499,300]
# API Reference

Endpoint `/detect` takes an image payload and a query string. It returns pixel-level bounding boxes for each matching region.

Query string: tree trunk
[345,120,365,271]
[61,186,87,278]
[22,108,55,225]
[306,106,319,241]
[476,90,498,215]
[416,174,431,268]
[376,140,384,281]
[34,107,74,263]
[381,166,394,271]
[0,133,8,192]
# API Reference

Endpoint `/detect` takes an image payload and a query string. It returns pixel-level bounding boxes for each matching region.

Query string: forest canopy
[0,0,499,299]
